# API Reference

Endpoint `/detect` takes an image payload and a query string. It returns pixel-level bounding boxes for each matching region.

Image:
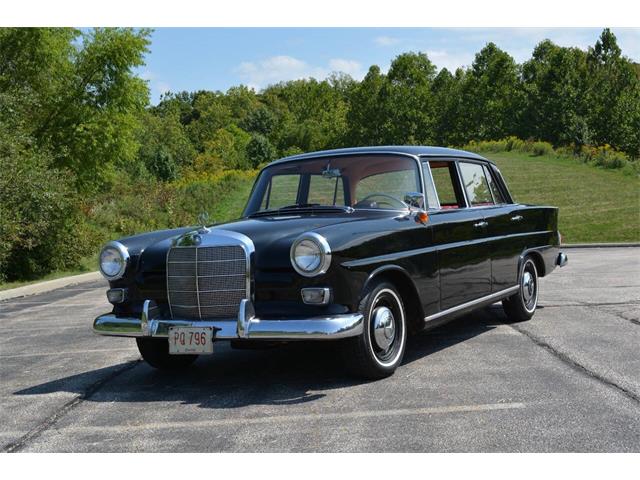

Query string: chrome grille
[167,245,248,319]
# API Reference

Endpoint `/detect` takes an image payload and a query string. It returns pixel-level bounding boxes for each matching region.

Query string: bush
[531,141,554,157]
[87,169,258,245]
[461,137,633,172]
[504,136,526,151]
[581,145,629,169]
[0,133,93,281]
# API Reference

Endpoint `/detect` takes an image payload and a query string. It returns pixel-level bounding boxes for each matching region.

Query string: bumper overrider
[93,299,364,341]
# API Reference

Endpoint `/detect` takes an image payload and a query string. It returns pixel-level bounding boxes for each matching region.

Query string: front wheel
[136,338,198,370]
[343,281,407,379]
[502,256,539,323]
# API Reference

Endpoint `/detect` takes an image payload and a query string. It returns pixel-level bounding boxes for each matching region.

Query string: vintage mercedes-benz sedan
[94,146,567,378]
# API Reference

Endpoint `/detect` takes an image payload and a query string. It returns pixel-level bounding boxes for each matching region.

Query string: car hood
[131,210,402,273]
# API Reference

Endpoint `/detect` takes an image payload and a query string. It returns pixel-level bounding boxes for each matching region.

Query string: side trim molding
[425,285,519,323]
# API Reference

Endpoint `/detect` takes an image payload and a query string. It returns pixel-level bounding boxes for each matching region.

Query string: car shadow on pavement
[14,310,500,409]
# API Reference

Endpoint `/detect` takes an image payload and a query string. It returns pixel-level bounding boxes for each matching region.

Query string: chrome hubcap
[522,271,534,302]
[521,262,537,311]
[372,306,395,350]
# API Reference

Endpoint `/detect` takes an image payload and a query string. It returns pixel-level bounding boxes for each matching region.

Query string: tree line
[0,27,638,281]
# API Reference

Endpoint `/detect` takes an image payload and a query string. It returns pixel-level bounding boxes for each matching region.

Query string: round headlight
[290,233,331,277]
[99,241,129,280]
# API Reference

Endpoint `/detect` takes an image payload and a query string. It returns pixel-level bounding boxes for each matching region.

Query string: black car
[94,146,567,379]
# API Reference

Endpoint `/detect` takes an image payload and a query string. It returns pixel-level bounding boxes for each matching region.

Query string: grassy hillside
[487,151,639,243]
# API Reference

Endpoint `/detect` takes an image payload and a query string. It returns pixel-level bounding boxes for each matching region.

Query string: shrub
[87,169,258,247]
[0,134,92,281]
[585,145,629,169]
[504,136,526,151]
[531,141,554,157]
[461,137,633,172]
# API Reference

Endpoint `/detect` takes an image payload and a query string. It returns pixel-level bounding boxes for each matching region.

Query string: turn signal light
[415,211,429,224]
[301,287,331,305]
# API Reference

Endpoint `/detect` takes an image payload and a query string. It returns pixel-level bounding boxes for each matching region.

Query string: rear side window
[427,161,464,209]
[459,162,494,206]
[483,165,505,204]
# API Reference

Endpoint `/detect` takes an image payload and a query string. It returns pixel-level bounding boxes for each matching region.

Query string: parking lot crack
[509,324,640,405]
[2,359,141,453]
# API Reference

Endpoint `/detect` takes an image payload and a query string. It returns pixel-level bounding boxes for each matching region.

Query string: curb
[562,243,640,248]
[0,271,103,302]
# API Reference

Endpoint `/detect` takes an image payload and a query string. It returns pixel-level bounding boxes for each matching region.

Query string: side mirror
[404,192,425,209]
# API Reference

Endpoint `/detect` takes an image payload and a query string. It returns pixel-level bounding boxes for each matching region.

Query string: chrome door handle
[510,215,523,222]
[473,221,488,228]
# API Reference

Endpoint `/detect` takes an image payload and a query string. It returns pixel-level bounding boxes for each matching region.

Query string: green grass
[486,151,640,243]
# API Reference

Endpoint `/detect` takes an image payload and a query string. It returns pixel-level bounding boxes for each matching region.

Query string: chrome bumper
[93,299,364,341]
[557,251,568,267]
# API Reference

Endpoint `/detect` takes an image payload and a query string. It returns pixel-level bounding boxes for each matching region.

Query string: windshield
[243,154,422,216]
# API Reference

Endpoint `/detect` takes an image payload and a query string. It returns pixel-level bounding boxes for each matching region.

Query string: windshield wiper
[279,203,322,209]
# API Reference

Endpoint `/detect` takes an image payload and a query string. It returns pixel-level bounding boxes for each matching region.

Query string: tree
[0,129,88,280]
[137,110,196,180]
[431,68,466,146]
[0,27,151,191]
[585,29,640,156]
[194,124,251,171]
[240,106,277,136]
[263,77,350,153]
[521,40,589,145]
[382,52,437,144]
[462,43,522,141]
[246,134,277,168]
[345,65,389,145]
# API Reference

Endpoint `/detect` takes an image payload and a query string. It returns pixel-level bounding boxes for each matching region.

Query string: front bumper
[93,299,364,341]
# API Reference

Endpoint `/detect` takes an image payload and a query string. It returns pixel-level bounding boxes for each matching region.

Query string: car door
[477,163,525,291]
[423,159,492,311]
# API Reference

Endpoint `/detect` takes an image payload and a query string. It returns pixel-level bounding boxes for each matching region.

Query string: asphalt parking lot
[1,247,638,452]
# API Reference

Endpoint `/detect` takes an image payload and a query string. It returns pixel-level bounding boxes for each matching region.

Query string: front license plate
[168,327,214,355]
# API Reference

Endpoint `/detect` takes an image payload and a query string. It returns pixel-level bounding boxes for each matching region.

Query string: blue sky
[140,28,640,104]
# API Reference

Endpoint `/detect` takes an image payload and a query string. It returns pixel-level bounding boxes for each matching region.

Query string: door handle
[510,215,523,222]
[473,221,488,228]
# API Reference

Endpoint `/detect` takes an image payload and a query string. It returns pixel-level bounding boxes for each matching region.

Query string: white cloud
[328,58,365,78]
[374,35,401,47]
[235,55,365,89]
[426,50,475,72]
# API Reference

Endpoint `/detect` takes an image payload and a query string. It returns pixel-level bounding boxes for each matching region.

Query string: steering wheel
[354,193,408,209]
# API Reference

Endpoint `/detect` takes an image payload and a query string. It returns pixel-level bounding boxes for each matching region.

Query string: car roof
[268,145,490,166]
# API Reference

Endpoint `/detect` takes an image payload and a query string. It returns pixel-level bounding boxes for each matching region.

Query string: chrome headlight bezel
[99,241,130,281]
[290,232,332,277]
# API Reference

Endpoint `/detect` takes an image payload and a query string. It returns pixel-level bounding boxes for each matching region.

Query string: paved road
[1,248,638,452]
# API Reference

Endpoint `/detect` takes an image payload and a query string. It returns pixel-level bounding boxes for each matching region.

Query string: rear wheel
[136,338,198,370]
[343,280,407,379]
[502,257,539,323]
